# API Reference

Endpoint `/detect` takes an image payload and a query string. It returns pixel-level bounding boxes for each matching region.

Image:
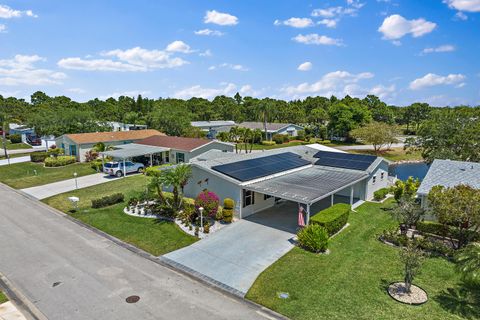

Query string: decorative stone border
[387,282,428,305]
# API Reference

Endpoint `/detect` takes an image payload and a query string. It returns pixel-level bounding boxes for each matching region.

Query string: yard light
[198,207,204,233]
[74,172,78,190]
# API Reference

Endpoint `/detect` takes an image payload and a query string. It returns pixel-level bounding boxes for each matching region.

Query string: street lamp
[74,172,78,190]
[198,207,204,233]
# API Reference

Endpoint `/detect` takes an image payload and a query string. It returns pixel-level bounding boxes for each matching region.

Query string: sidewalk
[21,173,122,199]
[0,156,30,166]
[0,301,26,320]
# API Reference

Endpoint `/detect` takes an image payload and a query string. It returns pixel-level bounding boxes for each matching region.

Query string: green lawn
[43,175,197,256]
[0,141,32,150]
[0,162,97,189]
[0,152,32,160]
[349,147,423,162]
[247,200,476,320]
[0,291,8,304]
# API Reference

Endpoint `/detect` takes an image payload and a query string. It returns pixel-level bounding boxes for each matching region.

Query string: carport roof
[100,143,169,159]
[243,166,368,205]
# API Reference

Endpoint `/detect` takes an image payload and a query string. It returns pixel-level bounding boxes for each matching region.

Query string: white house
[190,121,236,139]
[237,122,305,140]
[183,144,390,223]
[106,121,148,132]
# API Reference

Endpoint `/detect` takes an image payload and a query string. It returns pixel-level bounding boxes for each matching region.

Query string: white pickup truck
[103,161,144,177]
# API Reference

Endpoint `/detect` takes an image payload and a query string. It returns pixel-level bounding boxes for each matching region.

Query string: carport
[100,143,170,177]
[242,166,368,224]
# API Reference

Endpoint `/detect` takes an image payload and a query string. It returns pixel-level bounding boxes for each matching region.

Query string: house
[417,159,480,208]
[237,122,304,140]
[55,129,163,162]
[8,124,35,142]
[183,144,389,222]
[190,121,236,139]
[106,121,148,132]
[136,135,235,164]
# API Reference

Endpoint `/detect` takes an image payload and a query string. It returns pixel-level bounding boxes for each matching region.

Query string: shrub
[223,198,234,209]
[90,159,103,172]
[295,130,306,141]
[297,224,329,253]
[272,134,289,144]
[44,156,76,167]
[223,198,235,223]
[84,149,98,162]
[374,187,390,201]
[91,193,124,208]
[47,148,64,157]
[195,190,220,218]
[311,203,350,236]
[261,140,276,146]
[9,134,22,144]
[30,152,48,162]
[416,221,480,242]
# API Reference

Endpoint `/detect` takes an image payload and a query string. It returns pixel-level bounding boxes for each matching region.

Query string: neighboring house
[190,121,236,139]
[9,123,35,143]
[55,129,163,162]
[137,135,235,164]
[237,122,304,140]
[106,121,148,132]
[183,144,389,221]
[417,159,480,208]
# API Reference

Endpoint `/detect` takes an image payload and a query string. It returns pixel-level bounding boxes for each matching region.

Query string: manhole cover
[126,295,140,303]
[52,281,62,287]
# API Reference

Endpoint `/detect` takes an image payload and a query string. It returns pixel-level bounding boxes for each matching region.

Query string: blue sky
[0,0,479,106]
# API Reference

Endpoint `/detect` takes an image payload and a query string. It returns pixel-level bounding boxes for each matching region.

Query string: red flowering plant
[195,189,220,218]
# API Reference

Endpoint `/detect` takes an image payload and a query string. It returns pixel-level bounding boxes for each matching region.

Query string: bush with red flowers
[195,189,220,218]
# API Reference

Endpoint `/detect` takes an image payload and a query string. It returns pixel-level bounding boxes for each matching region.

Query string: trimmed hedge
[297,224,329,253]
[91,193,125,208]
[222,198,235,223]
[9,134,22,144]
[44,156,76,167]
[261,140,276,146]
[416,221,480,242]
[373,188,389,201]
[311,203,350,237]
[30,152,48,162]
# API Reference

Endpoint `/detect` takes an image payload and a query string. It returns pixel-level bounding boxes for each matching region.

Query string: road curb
[1,182,289,320]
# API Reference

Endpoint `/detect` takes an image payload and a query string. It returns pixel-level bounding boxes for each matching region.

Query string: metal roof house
[190,121,236,139]
[417,159,480,208]
[183,144,389,223]
[237,122,305,140]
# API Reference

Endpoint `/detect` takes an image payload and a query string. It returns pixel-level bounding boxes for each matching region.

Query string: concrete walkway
[21,173,122,199]
[0,301,26,320]
[164,202,298,296]
[0,156,30,166]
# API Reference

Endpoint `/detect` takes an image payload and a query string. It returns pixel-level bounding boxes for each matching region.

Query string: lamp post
[74,172,78,190]
[198,207,204,233]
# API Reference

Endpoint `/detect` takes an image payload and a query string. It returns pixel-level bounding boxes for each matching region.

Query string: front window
[176,152,185,164]
[243,190,255,207]
[264,194,272,200]
[373,175,376,184]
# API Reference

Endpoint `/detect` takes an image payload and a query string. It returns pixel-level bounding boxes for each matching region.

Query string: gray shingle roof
[417,159,480,195]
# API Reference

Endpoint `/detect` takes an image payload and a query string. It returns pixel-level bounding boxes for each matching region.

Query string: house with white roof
[190,121,236,139]
[184,144,389,223]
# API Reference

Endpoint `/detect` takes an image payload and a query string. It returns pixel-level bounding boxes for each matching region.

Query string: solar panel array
[313,151,376,171]
[212,152,310,182]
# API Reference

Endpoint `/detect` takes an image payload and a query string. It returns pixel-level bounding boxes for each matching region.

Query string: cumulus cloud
[282,70,374,97]
[454,11,469,20]
[0,54,66,86]
[297,62,313,71]
[318,19,338,28]
[58,46,189,72]
[173,83,238,99]
[378,14,436,40]
[204,10,238,26]
[421,44,455,54]
[409,73,466,90]
[208,63,248,71]
[292,33,343,46]
[194,28,224,36]
[67,88,86,94]
[274,17,314,28]
[100,90,151,100]
[0,4,37,19]
[0,24,6,33]
[311,2,363,27]
[444,0,480,12]
[369,84,396,99]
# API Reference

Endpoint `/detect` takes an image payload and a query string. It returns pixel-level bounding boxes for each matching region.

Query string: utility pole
[1,116,9,165]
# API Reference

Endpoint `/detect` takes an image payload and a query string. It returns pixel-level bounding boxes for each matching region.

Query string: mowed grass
[247,200,474,320]
[0,141,32,150]
[0,291,8,304]
[43,175,197,256]
[349,147,423,162]
[0,161,96,189]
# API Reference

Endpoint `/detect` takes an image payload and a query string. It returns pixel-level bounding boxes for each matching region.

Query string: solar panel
[212,152,310,182]
[313,151,376,171]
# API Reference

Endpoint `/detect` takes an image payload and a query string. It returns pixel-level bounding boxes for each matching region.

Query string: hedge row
[416,221,480,241]
[44,156,76,167]
[310,203,350,236]
[30,152,48,162]
[374,188,390,201]
[91,193,125,208]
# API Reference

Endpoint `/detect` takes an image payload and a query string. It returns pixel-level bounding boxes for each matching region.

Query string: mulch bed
[387,282,428,305]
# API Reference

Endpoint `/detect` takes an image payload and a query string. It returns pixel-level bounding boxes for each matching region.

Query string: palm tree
[162,164,192,211]
[456,242,480,283]
[93,142,114,152]
[250,129,263,153]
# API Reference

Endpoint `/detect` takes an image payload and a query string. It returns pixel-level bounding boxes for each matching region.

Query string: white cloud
[0,54,66,86]
[0,4,37,19]
[292,34,343,46]
[378,14,436,40]
[274,17,314,28]
[318,19,338,28]
[409,73,466,90]
[59,46,189,72]
[100,90,151,100]
[297,62,313,71]
[204,10,238,26]
[165,40,191,53]
[454,11,469,20]
[209,63,248,71]
[0,24,6,33]
[282,70,374,97]
[199,49,212,57]
[239,84,264,97]
[194,28,224,36]
[444,0,480,12]
[421,44,455,54]
[67,88,86,94]
[173,83,237,99]
[369,84,396,99]
[311,1,363,28]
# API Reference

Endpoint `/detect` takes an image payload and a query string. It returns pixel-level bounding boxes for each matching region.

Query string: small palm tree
[400,244,424,293]
[162,164,192,211]
[456,242,480,283]
[93,142,114,152]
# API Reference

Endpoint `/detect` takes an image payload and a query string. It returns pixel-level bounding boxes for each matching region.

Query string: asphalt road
[0,184,278,320]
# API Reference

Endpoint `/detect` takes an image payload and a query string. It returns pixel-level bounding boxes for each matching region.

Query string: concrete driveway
[163,201,298,296]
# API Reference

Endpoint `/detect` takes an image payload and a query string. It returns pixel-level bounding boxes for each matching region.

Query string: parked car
[103,161,144,177]
[26,134,42,146]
